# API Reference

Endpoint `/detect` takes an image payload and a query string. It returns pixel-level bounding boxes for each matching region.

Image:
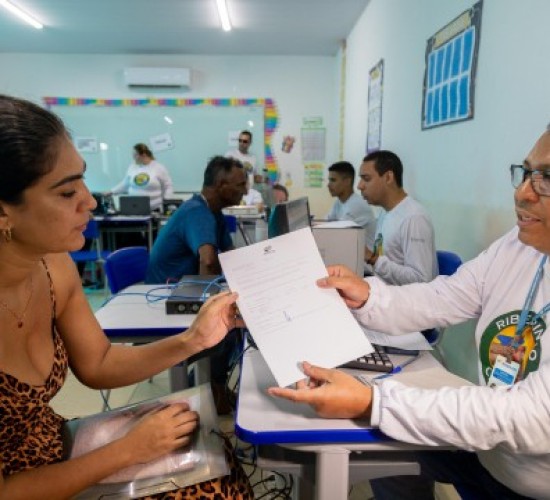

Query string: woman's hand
[317,265,371,309]
[268,362,373,419]
[121,403,198,464]
[184,291,243,353]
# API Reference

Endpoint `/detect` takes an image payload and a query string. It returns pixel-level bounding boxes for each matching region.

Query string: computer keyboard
[339,344,394,373]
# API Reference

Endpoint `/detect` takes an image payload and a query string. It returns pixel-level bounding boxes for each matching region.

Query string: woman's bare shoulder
[41,253,83,308]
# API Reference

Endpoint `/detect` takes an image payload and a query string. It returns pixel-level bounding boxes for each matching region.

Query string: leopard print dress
[0,261,253,499]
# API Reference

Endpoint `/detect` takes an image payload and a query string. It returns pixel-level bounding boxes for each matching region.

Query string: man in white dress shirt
[225,130,257,180]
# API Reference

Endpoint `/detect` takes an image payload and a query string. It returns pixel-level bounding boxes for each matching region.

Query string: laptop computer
[118,196,152,216]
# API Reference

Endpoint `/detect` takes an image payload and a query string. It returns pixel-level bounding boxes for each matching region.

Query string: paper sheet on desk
[363,328,433,351]
[313,220,360,229]
[219,227,372,387]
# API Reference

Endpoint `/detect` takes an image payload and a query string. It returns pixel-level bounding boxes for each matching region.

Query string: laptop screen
[118,196,151,216]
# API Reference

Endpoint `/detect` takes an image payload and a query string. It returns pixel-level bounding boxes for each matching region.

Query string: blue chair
[224,214,238,234]
[423,250,464,344]
[101,246,150,409]
[437,250,463,276]
[70,219,111,286]
[104,246,149,294]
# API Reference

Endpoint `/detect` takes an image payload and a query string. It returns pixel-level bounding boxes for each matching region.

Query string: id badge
[487,355,520,388]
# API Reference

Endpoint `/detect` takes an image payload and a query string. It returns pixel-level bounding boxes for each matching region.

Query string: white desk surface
[95,284,204,391]
[94,215,153,222]
[236,347,470,448]
[95,284,194,334]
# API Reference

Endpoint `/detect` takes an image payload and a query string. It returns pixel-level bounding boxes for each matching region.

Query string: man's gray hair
[547,122,550,131]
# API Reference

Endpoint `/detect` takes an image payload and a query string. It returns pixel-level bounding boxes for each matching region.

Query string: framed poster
[366,59,384,153]
[421,1,483,129]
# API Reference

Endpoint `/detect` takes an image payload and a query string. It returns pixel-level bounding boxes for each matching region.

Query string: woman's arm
[109,167,131,194]
[52,254,238,389]
[158,163,174,198]
[1,402,198,500]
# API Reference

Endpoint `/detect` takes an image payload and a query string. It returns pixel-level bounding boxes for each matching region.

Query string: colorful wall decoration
[44,96,280,180]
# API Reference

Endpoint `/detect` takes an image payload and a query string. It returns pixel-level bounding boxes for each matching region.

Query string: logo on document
[263,245,275,255]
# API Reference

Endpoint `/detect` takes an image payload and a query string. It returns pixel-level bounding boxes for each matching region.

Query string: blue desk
[95,284,208,391]
[236,347,467,500]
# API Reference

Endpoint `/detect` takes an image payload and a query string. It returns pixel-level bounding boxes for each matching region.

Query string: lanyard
[512,255,549,348]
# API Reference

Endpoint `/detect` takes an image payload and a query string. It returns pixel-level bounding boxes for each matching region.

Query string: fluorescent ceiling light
[0,0,43,29]
[215,0,231,32]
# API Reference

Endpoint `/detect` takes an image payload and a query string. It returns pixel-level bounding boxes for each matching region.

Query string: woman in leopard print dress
[0,95,252,499]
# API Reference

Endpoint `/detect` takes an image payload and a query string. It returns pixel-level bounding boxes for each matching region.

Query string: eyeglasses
[238,139,250,144]
[510,164,550,196]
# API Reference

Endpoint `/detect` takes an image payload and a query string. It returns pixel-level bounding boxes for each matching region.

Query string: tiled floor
[53,287,458,499]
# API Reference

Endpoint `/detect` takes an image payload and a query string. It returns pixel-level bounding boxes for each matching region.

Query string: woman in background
[108,143,174,212]
[0,94,252,499]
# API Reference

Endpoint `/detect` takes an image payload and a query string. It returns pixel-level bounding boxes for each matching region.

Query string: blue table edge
[234,419,390,445]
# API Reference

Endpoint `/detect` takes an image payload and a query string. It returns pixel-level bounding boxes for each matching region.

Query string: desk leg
[147,220,153,251]
[315,449,350,500]
[169,361,189,391]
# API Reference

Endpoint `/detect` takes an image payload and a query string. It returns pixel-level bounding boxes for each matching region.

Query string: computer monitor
[268,197,311,238]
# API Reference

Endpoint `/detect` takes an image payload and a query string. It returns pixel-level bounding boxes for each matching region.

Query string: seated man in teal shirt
[146,155,247,414]
[146,155,246,283]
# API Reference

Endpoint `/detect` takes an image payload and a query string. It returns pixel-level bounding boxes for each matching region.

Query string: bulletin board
[421,0,483,129]
[44,97,279,193]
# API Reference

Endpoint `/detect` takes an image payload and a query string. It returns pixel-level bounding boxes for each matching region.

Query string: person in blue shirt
[146,155,247,284]
[145,155,247,414]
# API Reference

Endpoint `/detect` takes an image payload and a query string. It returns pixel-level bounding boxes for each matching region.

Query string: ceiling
[0,0,369,56]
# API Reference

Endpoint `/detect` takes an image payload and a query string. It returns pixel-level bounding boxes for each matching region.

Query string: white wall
[343,0,550,380]
[344,0,550,262]
[0,53,338,216]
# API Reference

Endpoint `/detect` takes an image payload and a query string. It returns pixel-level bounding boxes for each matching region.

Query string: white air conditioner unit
[123,67,191,88]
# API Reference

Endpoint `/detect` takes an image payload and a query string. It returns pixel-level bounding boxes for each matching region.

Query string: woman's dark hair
[134,143,154,159]
[0,94,67,204]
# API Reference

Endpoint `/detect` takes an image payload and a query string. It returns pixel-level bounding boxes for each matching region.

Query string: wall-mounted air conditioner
[123,67,191,88]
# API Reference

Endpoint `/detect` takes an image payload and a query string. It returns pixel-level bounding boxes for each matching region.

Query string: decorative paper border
[43,97,279,175]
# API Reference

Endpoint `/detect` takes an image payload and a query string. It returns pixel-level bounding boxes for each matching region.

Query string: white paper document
[219,228,372,387]
[313,220,360,229]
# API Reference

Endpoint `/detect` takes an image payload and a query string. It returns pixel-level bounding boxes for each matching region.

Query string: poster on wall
[366,59,384,153]
[304,162,324,188]
[75,136,98,153]
[421,0,483,130]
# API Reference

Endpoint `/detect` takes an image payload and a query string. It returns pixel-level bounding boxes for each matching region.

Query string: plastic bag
[63,384,228,499]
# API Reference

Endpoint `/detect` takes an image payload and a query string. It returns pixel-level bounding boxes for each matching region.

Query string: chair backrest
[224,214,238,233]
[83,218,100,239]
[436,250,463,276]
[104,246,149,294]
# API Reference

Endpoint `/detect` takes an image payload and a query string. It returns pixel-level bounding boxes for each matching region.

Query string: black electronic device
[339,344,394,373]
[267,196,311,238]
[92,192,112,215]
[163,198,184,216]
[165,276,226,315]
[119,195,152,216]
